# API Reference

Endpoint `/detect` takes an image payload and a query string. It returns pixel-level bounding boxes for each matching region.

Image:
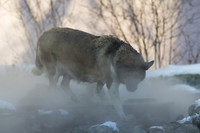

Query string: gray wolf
[32,27,154,119]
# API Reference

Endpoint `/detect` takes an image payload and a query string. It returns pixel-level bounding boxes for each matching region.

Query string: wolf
[32,27,154,119]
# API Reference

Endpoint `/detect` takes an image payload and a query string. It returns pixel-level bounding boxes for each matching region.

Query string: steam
[0,67,199,132]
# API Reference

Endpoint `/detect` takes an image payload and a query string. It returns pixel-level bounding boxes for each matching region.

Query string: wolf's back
[32,27,100,76]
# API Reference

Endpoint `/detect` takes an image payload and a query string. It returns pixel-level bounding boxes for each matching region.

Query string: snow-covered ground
[147,63,200,78]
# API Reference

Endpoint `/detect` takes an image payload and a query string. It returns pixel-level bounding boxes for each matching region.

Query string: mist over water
[0,67,199,132]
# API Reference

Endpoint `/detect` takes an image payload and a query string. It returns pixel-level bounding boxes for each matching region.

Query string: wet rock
[133,125,147,133]
[149,129,164,133]
[117,115,138,133]
[71,125,89,133]
[188,104,200,116]
[176,123,199,133]
[173,74,200,89]
[163,122,199,133]
[176,114,184,121]
[192,116,200,130]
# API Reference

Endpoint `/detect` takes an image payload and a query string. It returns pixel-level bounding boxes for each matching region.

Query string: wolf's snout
[126,84,138,92]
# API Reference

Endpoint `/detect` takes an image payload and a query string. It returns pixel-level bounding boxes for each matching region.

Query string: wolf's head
[125,61,154,92]
[117,60,154,92]
[115,44,154,92]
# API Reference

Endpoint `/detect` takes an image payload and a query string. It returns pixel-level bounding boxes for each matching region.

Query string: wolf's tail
[32,46,44,75]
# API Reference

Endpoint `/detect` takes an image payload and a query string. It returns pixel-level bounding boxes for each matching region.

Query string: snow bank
[147,63,200,78]
[0,100,16,111]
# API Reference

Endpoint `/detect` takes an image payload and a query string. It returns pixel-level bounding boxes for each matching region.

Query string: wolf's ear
[144,60,154,70]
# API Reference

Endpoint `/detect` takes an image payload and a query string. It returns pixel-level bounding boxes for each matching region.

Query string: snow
[100,121,119,132]
[92,121,119,132]
[38,109,53,115]
[0,100,16,111]
[195,99,200,109]
[147,63,200,78]
[177,113,200,124]
[177,98,200,124]
[150,126,164,130]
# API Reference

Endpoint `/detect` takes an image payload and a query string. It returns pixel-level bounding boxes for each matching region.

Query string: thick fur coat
[33,27,154,119]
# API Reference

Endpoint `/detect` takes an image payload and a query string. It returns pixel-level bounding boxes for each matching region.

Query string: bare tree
[15,0,71,63]
[86,0,198,68]
[181,32,200,64]
[0,0,8,7]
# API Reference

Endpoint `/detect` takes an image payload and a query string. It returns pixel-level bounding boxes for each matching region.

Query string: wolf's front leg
[109,81,126,120]
[93,82,104,102]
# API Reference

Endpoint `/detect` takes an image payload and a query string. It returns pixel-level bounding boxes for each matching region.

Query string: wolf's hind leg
[61,75,78,102]
[40,52,58,89]
[46,67,59,89]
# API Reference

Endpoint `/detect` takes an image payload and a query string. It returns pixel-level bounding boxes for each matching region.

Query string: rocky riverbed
[0,98,200,133]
